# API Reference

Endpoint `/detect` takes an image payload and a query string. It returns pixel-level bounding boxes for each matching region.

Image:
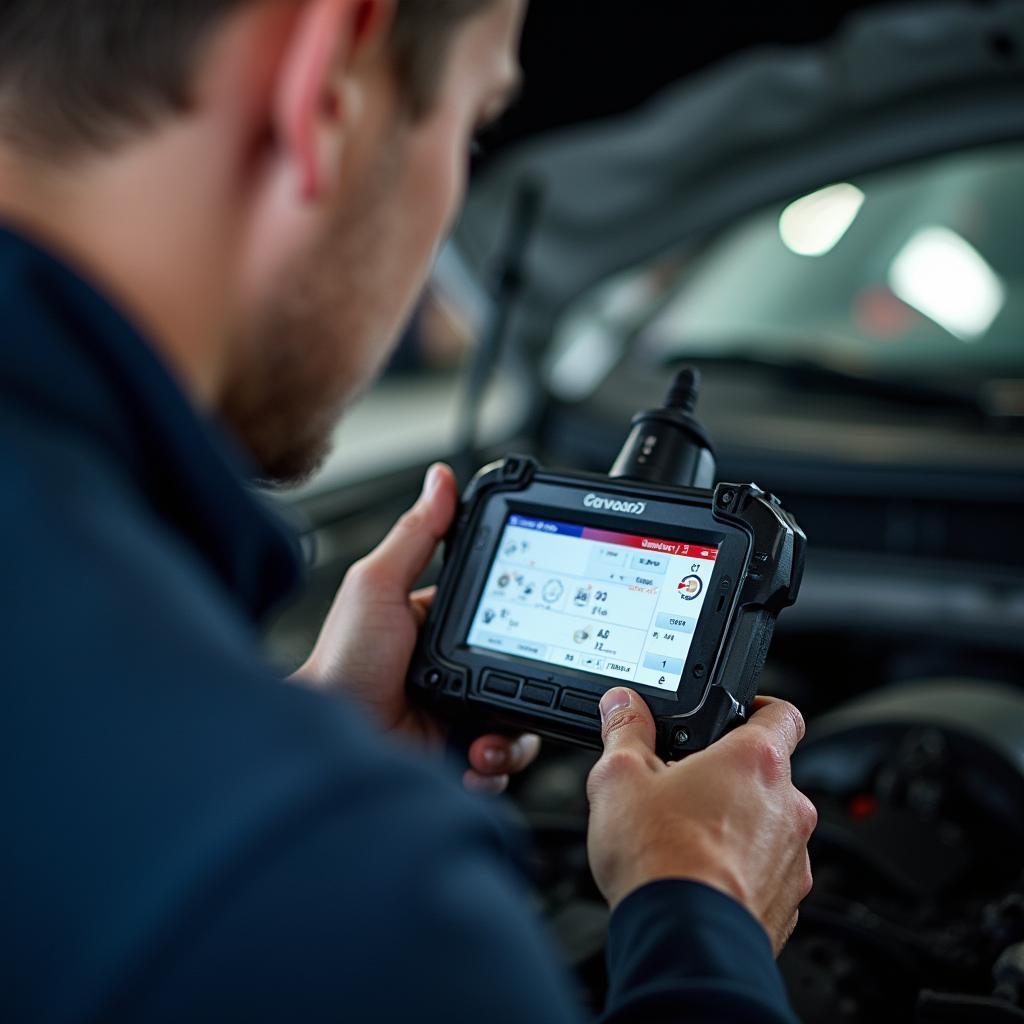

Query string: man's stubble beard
[220,139,412,487]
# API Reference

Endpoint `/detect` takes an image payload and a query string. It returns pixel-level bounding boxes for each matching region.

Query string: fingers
[598,688,658,756]
[463,769,509,795]
[776,910,800,957]
[409,586,436,628]
[468,733,541,776]
[588,690,662,794]
[356,464,458,597]
[771,853,812,956]
[802,849,814,897]
[742,696,806,758]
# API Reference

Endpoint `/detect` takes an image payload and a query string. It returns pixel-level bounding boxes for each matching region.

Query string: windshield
[550,143,1024,393]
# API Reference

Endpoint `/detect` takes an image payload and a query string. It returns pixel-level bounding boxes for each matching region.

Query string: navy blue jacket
[0,228,798,1023]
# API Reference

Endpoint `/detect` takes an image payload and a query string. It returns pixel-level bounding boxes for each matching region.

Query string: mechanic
[0,1,816,1021]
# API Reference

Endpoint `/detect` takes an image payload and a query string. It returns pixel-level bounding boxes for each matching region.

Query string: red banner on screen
[580,527,718,561]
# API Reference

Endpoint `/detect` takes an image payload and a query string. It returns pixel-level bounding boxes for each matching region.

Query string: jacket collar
[0,226,303,622]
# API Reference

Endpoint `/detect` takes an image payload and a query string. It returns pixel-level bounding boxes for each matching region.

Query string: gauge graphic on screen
[542,579,564,603]
[678,575,703,600]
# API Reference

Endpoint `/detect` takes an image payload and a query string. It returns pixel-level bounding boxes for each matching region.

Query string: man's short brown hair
[0,0,494,155]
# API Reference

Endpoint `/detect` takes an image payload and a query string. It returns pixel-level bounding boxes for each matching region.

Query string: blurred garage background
[267,3,1024,1021]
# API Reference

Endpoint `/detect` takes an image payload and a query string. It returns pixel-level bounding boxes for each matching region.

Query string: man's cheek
[411,125,465,248]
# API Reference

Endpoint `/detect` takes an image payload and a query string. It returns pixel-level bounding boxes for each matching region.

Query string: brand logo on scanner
[583,493,647,516]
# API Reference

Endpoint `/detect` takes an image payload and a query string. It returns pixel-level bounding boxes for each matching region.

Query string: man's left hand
[292,463,540,794]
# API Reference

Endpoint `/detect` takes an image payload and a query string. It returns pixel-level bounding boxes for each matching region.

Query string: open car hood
[456,0,1024,358]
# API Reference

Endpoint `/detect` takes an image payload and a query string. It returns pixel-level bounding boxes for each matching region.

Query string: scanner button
[644,653,684,676]
[482,673,519,698]
[561,693,600,719]
[654,612,696,634]
[522,683,555,707]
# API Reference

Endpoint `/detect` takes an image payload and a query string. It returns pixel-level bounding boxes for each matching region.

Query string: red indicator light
[848,794,877,820]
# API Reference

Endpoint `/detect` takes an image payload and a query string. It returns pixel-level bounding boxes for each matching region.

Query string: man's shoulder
[0,404,513,1020]
[0,398,261,657]
[0,395,491,859]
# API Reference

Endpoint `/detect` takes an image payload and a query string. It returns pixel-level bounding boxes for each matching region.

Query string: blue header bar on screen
[507,515,583,538]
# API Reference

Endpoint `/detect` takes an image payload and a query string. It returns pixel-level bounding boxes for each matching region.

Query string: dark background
[478,1,898,162]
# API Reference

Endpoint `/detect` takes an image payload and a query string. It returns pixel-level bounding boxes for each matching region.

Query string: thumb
[598,688,659,761]
[359,463,458,595]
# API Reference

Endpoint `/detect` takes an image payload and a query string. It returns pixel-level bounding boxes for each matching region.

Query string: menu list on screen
[466,515,719,692]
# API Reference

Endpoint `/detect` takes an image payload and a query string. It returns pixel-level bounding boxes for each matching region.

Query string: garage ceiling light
[778,183,865,257]
[888,225,1005,341]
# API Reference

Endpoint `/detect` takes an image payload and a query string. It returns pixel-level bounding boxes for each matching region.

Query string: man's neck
[0,132,238,411]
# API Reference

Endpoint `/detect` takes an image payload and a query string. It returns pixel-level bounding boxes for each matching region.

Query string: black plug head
[608,367,716,489]
[665,367,701,414]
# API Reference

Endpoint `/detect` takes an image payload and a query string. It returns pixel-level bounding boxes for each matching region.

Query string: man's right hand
[586,688,817,956]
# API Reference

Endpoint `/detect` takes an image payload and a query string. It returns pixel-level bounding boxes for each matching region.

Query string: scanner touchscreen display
[466,515,719,692]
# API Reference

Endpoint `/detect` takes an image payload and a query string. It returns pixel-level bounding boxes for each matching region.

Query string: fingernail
[464,772,506,794]
[421,464,440,499]
[600,688,631,723]
[482,746,508,769]
[421,463,446,501]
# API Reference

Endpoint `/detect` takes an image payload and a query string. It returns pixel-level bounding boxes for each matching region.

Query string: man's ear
[274,0,396,201]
